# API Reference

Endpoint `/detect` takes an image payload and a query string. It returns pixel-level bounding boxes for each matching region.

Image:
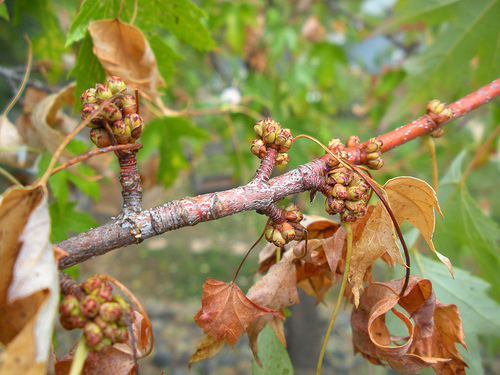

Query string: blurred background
[1,0,500,373]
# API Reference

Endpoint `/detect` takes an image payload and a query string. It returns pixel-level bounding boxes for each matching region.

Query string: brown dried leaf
[351,277,467,375]
[194,278,283,344]
[55,312,150,375]
[188,335,232,366]
[0,115,23,167]
[0,185,59,374]
[88,19,164,99]
[384,177,452,276]
[349,200,406,306]
[31,83,77,161]
[246,252,298,361]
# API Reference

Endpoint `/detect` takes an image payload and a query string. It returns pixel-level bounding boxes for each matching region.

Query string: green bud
[276,152,289,166]
[366,151,381,161]
[251,139,266,158]
[81,103,103,128]
[106,76,127,95]
[366,158,384,170]
[59,295,80,317]
[95,83,113,104]
[365,138,383,153]
[254,120,265,137]
[262,118,281,145]
[81,276,102,294]
[124,113,143,140]
[348,186,365,200]
[80,88,97,105]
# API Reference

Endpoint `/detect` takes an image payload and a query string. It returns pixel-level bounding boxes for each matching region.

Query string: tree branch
[56,78,500,270]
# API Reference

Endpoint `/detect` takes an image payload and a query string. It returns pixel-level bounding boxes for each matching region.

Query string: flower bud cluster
[59,276,136,352]
[323,167,371,222]
[264,203,304,247]
[363,137,384,170]
[251,117,293,166]
[426,99,454,123]
[80,76,144,148]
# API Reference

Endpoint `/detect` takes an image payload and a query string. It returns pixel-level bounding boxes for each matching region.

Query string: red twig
[56,79,500,269]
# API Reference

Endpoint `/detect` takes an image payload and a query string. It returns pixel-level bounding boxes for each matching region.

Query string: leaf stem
[316,221,353,375]
[69,338,88,375]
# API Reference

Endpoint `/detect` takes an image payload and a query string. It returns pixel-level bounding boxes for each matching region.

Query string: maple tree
[1,1,500,375]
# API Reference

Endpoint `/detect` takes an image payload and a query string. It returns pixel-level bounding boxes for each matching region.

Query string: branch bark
[56,78,500,270]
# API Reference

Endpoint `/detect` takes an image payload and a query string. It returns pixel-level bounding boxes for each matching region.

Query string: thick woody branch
[57,159,327,269]
[56,78,500,269]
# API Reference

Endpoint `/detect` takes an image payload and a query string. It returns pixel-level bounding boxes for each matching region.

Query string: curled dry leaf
[349,198,407,306]
[31,83,77,162]
[384,176,452,276]
[88,19,164,100]
[0,185,59,374]
[246,251,298,365]
[55,312,151,375]
[351,277,468,375]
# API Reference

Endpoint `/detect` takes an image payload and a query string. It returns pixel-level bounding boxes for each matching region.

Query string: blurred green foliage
[1,0,500,373]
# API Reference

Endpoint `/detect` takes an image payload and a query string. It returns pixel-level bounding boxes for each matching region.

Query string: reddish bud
[90,128,112,148]
[327,138,344,152]
[100,302,121,323]
[122,94,138,116]
[250,139,267,158]
[102,102,122,122]
[276,152,289,166]
[346,135,360,147]
[84,321,103,347]
[102,322,119,341]
[59,315,75,330]
[325,196,345,215]
[69,310,88,329]
[96,282,113,303]
[81,276,102,294]
[115,326,129,343]
[81,103,103,128]
[80,295,100,318]
[333,184,348,199]
[59,294,80,317]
